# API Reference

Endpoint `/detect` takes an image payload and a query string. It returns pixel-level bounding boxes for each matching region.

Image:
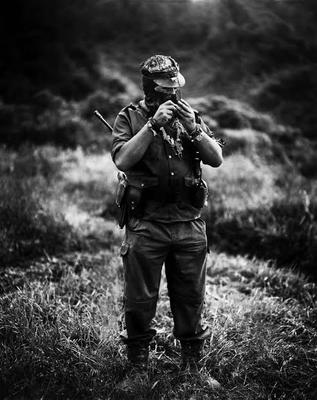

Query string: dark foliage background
[1,0,317,137]
[0,0,316,273]
[1,2,317,399]
[0,0,316,275]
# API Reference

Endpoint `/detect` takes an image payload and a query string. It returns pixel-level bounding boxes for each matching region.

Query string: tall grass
[1,144,315,276]
[1,251,316,399]
[0,145,122,266]
[0,146,77,265]
[203,153,317,277]
[0,142,316,398]
[0,175,81,265]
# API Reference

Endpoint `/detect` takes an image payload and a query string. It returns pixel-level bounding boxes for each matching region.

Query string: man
[111,55,223,389]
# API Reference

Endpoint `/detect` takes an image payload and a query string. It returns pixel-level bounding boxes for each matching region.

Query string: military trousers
[120,217,210,344]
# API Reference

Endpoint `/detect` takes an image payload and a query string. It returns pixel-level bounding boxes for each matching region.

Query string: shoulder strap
[124,103,137,111]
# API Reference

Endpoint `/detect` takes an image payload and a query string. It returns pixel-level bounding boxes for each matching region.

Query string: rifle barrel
[94,110,113,132]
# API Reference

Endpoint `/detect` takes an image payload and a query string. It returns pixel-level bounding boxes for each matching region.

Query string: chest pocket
[144,136,162,161]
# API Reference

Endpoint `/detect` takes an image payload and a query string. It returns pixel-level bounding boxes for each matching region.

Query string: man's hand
[175,99,196,132]
[153,100,177,127]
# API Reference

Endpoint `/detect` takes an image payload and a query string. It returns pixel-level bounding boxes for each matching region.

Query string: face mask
[154,86,181,104]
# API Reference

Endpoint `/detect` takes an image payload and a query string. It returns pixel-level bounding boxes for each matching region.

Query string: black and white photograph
[0,1,316,399]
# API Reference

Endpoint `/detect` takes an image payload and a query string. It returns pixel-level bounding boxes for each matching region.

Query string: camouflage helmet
[140,55,185,88]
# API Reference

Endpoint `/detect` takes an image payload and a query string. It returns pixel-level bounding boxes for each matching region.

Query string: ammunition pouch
[126,176,159,217]
[184,177,209,209]
[115,171,208,229]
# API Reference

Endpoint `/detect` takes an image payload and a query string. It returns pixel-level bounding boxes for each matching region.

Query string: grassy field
[0,141,316,399]
[1,1,317,396]
[1,247,316,400]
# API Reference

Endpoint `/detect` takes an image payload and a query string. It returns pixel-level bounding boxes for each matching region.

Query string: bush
[218,128,272,156]
[251,65,317,140]
[189,95,279,134]
[0,92,98,149]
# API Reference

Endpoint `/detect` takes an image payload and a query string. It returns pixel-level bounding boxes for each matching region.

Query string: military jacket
[111,100,213,223]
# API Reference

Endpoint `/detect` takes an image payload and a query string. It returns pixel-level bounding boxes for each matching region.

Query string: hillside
[1,0,317,140]
[0,131,316,398]
[1,0,317,398]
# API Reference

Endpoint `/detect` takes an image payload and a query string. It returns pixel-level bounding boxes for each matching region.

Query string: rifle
[93,110,113,132]
[93,109,128,228]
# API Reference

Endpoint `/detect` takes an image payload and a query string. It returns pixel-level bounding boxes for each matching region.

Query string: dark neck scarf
[141,76,188,157]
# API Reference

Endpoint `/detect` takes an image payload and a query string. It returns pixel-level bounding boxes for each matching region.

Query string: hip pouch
[116,173,159,228]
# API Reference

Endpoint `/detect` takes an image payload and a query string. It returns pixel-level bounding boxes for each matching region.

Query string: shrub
[218,128,272,156]
[189,95,279,134]
[0,91,103,149]
[251,65,317,140]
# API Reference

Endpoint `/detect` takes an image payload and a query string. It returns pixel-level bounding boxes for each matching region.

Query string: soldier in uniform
[111,55,223,389]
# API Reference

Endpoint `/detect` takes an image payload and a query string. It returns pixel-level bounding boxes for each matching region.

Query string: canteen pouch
[192,179,209,208]
[184,176,209,209]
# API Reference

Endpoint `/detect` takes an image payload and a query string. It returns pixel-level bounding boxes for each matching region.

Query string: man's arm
[192,130,223,167]
[114,123,154,171]
[113,101,177,171]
